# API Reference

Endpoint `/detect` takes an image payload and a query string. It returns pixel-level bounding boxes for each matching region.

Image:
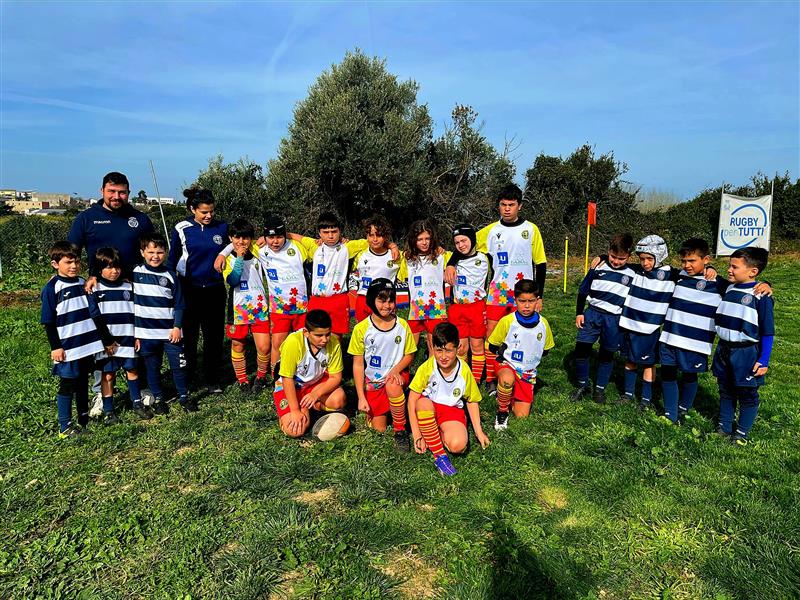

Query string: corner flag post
[563,236,569,293]
[584,202,596,275]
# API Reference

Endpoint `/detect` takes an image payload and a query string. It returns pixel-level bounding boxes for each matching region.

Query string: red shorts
[409,318,446,335]
[270,312,307,334]
[355,294,372,322]
[430,400,468,426]
[448,300,487,339]
[274,374,329,418]
[226,320,270,340]
[486,302,516,323]
[308,293,350,335]
[364,371,410,418]
[496,364,535,404]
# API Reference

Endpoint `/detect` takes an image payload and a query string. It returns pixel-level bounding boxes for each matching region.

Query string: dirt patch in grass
[292,488,344,514]
[269,569,303,600]
[174,445,195,456]
[378,546,438,599]
[537,486,568,511]
[0,290,39,308]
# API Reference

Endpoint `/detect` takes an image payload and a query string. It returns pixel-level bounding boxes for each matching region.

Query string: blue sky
[1,1,797,200]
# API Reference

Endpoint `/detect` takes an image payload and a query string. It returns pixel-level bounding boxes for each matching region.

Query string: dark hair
[514,278,538,297]
[404,219,440,261]
[317,211,341,231]
[102,172,129,189]
[362,214,392,240]
[140,234,167,251]
[609,233,633,255]
[95,247,122,272]
[305,309,332,331]
[229,218,255,239]
[679,237,710,258]
[366,278,396,313]
[431,322,459,349]
[49,241,79,263]
[496,183,523,204]
[731,246,769,274]
[183,187,215,210]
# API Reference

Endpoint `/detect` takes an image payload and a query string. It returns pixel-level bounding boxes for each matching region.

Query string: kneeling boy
[487,279,554,430]
[348,278,417,450]
[275,309,346,438]
[408,323,490,476]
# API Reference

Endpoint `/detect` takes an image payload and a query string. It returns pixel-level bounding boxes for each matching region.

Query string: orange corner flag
[587,202,597,226]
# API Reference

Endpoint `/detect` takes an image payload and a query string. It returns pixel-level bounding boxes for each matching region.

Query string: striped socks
[231,349,247,384]
[417,410,445,456]
[256,351,269,379]
[496,381,513,413]
[389,394,407,432]
[471,353,485,383]
[485,350,497,383]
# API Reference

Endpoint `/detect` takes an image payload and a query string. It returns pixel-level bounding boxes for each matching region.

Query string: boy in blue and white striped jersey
[571,233,636,404]
[133,235,194,415]
[88,247,151,423]
[712,247,774,445]
[41,242,108,437]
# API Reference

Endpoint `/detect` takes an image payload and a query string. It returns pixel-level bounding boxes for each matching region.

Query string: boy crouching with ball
[408,322,490,476]
[275,309,346,438]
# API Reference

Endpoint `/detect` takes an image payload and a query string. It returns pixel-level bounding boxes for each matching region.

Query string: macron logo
[640,355,650,361]
[745,376,753,381]
[694,363,703,368]
[92,220,112,225]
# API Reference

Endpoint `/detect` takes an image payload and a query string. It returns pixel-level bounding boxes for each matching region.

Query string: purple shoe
[433,454,457,476]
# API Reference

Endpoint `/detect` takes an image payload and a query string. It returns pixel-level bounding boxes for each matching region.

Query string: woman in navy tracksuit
[168,189,228,392]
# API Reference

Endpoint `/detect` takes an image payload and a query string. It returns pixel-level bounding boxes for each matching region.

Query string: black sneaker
[58,424,81,439]
[239,381,252,395]
[252,377,269,395]
[485,381,497,397]
[570,385,591,402]
[714,425,731,437]
[494,410,510,431]
[152,400,170,415]
[394,430,410,452]
[102,412,120,426]
[730,432,748,447]
[207,383,223,395]
[133,405,154,420]
[617,392,635,405]
[637,400,654,413]
[592,387,607,404]
[182,398,199,413]
[677,409,688,426]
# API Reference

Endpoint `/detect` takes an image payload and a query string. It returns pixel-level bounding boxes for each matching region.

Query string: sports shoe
[677,409,688,426]
[206,383,223,395]
[152,400,170,415]
[570,385,591,402]
[252,377,269,396]
[485,381,497,397]
[89,392,104,418]
[637,400,653,413]
[433,454,457,476]
[714,425,731,437]
[102,412,120,426]
[592,387,607,404]
[730,432,749,447]
[617,392,635,405]
[133,404,154,420]
[238,381,251,395]
[393,430,410,452]
[182,398,199,413]
[494,410,510,431]
[58,424,82,439]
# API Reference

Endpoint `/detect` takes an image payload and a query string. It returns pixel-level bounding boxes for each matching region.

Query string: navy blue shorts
[622,329,660,365]
[97,356,138,374]
[659,342,708,373]
[52,356,93,379]
[577,307,621,351]
[712,342,763,388]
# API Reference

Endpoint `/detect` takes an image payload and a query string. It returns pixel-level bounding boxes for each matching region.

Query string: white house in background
[146,196,176,205]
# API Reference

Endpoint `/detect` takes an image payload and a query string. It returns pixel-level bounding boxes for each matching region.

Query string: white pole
[715,181,725,257]
[769,178,775,251]
[148,160,170,248]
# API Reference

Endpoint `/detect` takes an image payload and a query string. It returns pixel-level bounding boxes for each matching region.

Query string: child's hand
[476,431,491,449]
[340,237,350,245]
[703,265,718,280]
[169,328,182,344]
[385,369,404,386]
[357,395,369,413]
[105,342,119,356]
[84,276,98,294]
[534,297,543,313]
[134,339,141,352]
[389,243,400,262]
[752,361,769,377]
[213,255,226,273]
[444,265,457,286]
[413,435,427,454]
[256,236,267,248]
[287,410,308,436]
[589,256,603,270]
[51,348,65,362]
[575,315,585,329]
[754,282,773,297]
[299,392,318,409]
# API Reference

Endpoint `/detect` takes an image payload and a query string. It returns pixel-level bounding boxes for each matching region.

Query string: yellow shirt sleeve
[222,255,235,281]
[299,236,318,256]
[399,319,418,355]
[290,239,310,262]
[347,319,369,355]
[396,255,408,281]
[487,314,511,347]
[461,359,482,403]
[326,337,344,374]
[475,223,494,254]
[278,332,304,378]
[409,357,436,394]
[249,241,261,259]
[541,316,555,351]
[345,239,369,258]
[530,223,547,264]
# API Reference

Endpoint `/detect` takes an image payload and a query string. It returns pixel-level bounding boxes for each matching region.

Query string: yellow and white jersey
[405,253,448,320]
[352,247,404,295]
[253,240,309,315]
[453,251,489,304]
[487,313,554,383]
[298,237,368,297]
[278,329,343,386]
[348,316,417,389]
[409,357,481,408]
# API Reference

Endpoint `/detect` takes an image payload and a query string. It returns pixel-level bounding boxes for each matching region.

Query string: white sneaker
[494,411,510,431]
[88,392,104,418]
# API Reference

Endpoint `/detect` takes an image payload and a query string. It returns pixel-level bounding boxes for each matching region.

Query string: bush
[0,216,70,288]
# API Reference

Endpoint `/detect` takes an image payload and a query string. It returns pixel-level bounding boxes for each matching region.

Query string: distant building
[146,196,176,205]
[1,189,73,213]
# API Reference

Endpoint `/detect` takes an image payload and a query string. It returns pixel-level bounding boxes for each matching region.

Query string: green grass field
[1,258,798,599]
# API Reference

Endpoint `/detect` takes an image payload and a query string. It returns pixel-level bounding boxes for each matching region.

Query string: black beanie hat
[366,278,396,314]
[452,223,477,255]
[263,214,286,237]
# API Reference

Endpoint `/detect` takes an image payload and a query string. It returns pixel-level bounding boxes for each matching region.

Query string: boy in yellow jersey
[348,279,417,451]
[487,279,554,430]
[408,322,490,476]
[274,309,346,437]
[352,215,405,321]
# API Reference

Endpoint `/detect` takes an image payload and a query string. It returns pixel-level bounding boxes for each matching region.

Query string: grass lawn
[1,257,798,599]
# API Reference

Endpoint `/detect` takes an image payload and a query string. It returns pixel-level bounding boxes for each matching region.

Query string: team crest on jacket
[475,259,481,265]
[657,270,666,280]
[123,291,131,300]
[741,295,753,305]
[128,217,139,228]
[394,336,402,344]
[696,280,706,290]
[159,277,169,287]
[387,260,394,267]
[432,257,438,265]
[622,275,630,285]
[521,230,530,239]
[453,388,461,398]
[213,235,223,245]
[537,332,543,340]
[287,248,296,256]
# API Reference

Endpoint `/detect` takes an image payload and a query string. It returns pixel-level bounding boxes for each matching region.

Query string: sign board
[716,193,773,256]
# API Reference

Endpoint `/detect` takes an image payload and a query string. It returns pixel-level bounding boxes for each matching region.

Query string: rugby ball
[311,413,351,441]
